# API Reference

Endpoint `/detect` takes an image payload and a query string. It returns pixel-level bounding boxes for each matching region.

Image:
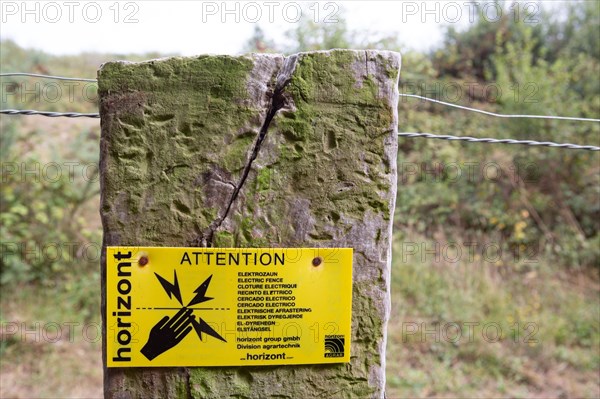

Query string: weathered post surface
[99,49,400,399]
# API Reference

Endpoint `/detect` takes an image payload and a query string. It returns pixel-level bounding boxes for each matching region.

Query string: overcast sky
[1,1,562,56]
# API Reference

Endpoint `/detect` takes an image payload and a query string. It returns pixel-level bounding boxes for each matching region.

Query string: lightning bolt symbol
[187,275,225,342]
[154,270,183,305]
[187,275,213,307]
[191,315,226,342]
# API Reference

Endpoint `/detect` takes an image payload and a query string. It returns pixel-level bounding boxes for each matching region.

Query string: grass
[1,234,597,398]
[0,275,102,399]
[385,232,600,398]
[0,39,598,398]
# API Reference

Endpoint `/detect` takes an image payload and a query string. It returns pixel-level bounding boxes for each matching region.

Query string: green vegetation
[1,2,599,397]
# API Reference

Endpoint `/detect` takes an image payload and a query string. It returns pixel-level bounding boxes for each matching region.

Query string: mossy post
[99,50,400,399]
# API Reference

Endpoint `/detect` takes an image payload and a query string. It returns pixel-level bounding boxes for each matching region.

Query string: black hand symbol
[141,307,193,361]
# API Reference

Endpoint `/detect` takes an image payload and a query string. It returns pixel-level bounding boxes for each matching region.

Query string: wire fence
[2,73,600,151]
[398,132,599,151]
[0,109,100,118]
[398,93,600,123]
[0,72,97,83]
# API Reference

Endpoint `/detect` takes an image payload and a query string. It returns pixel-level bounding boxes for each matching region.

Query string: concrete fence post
[99,49,400,399]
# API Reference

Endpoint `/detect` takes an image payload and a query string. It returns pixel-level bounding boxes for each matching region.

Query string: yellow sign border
[106,247,353,367]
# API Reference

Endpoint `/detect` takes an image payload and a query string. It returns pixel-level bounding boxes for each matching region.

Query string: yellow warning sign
[106,247,353,367]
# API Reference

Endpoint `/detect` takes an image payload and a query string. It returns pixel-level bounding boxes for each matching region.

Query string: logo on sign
[324,335,345,358]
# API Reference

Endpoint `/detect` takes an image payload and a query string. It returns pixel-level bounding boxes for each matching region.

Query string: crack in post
[185,368,192,399]
[201,55,298,247]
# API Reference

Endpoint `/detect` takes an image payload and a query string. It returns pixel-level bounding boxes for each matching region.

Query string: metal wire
[2,73,599,122]
[1,114,597,150]
[2,74,600,153]
[1,73,99,117]
[398,132,600,151]
[399,93,600,123]
[0,109,100,118]
[0,72,97,83]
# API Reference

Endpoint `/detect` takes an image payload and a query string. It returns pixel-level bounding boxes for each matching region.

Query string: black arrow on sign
[187,275,214,307]
[190,315,226,342]
[155,270,183,305]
